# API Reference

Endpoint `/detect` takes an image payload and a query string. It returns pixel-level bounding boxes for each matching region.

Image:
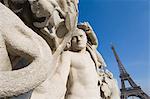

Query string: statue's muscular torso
[65,51,99,99]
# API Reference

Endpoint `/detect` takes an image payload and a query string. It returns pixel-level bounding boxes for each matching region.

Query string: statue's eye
[80,35,83,37]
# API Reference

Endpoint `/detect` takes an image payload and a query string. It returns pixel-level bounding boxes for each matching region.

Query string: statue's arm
[96,50,107,67]
[3,26,39,59]
[31,51,71,99]
[57,51,71,83]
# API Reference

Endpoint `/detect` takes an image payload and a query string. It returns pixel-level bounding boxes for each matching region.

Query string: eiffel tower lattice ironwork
[111,45,150,99]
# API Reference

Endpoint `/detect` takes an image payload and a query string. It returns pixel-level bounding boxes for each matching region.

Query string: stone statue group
[0,0,120,99]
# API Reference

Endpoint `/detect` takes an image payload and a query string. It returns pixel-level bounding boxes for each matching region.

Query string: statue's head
[71,28,87,51]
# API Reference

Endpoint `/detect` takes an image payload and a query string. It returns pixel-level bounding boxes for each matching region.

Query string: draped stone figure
[0,0,120,99]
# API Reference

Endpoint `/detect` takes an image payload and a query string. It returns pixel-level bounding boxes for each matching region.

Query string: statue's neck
[70,47,86,53]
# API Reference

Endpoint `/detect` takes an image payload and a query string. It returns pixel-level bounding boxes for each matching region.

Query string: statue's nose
[77,36,81,41]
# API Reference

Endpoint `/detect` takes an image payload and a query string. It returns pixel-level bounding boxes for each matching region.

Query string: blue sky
[78,0,149,95]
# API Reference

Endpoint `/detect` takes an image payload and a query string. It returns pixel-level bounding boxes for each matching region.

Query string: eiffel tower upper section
[111,45,150,99]
[111,45,129,78]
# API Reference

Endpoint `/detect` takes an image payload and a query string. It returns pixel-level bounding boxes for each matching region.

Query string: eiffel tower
[111,45,150,99]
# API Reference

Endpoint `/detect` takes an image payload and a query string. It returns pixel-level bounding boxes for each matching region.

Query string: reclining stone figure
[0,3,53,98]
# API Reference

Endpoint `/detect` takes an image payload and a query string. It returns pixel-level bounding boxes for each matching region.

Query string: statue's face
[71,29,87,51]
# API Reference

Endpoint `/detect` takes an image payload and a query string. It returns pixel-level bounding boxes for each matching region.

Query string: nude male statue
[59,28,100,99]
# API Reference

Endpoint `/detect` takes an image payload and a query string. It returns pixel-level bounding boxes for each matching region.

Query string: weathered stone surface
[98,69,120,99]
[0,3,53,98]
[0,0,120,99]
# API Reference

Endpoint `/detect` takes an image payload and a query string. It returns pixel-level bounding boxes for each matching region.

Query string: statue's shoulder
[61,51,72,58]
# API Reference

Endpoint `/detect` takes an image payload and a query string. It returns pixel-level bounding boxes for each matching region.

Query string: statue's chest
[71,52,95,69]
